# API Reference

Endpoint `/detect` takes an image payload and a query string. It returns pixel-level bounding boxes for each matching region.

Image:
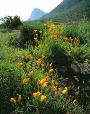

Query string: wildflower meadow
[0,20,90,114]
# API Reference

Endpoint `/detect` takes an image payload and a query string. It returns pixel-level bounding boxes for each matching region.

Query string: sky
[0,0,63,21]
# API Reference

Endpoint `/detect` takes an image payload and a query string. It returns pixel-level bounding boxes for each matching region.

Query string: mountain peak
[30,8,46,20]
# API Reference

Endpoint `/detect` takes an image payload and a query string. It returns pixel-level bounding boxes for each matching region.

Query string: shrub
[19,25,43,48]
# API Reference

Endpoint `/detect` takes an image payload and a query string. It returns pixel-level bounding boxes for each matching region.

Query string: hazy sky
[0,0,63,21]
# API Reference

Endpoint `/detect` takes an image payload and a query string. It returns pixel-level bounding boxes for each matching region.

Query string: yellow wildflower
[62,87,68,95]
[52,86,57,91]
[39,77,48,85]
[22,78,29,85]
[41,95,46,102]
[33,91,41,99]
[18,62,23,68]
[10,98,16,104]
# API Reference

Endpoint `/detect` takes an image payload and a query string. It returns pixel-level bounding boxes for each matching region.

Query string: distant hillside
[43,0,90,22]
[30,8,46,20]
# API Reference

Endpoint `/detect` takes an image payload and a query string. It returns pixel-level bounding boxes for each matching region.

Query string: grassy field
[0,20,90,114]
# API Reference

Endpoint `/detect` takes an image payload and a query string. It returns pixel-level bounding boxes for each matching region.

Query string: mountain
[30,8,46,20]
[43,0,90,22]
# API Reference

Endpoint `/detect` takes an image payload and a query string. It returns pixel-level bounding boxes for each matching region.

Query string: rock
[71,61,90,75]
[78,61,90,75]
[71,64,80,74]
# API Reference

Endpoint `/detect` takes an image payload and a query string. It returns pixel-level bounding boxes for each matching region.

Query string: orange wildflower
[36,58,42,65]
[41,95,46,102]
[42,82,47,88]
[39,79,46,85]
[39,77,48,85]
[33,91,41,99]
[22,78,29,85]
[18,62,23,68]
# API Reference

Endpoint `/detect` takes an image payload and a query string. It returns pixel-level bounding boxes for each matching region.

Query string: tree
[0,15,22,29]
